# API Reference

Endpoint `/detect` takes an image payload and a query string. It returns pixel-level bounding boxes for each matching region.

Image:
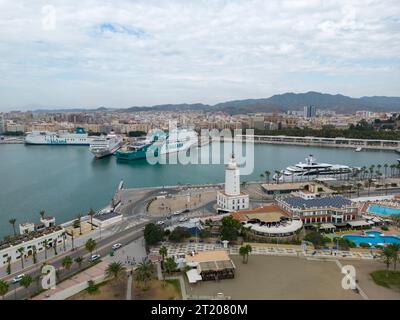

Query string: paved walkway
[150,242,376,261]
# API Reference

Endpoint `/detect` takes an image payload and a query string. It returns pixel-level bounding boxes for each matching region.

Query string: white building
[217,154,249,211]
[0,226,65,266]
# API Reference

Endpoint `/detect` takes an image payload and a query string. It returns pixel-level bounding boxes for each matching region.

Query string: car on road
[172,211,180,216]
[179,217,188,222]
[112,243,122,250]
[181,209,190,213]
[11,274,25,284]
[156,220,165,225]
[90,254,101,262]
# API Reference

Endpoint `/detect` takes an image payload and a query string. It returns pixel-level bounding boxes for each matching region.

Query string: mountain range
[31,91,400,114]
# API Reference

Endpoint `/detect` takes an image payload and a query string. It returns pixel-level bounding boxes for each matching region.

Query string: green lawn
[370,270,400,290]
[165,279,182,298]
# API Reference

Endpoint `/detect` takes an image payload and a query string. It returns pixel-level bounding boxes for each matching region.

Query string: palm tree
[6,257,11,275]
[75,256,83,269]
[17,247,25,269]
[159,246,168,269]
[0,279,9,300]
[382,246,394,271]
[43,239,49,260]
[259,173,264,182]
[105,261,126,280]
[367,178,373,196]
[88,208,96,230]
[264,170,271,183]
[20,275,33,297]
[384,163,388,178]
[62,256,73,270]
[39,210,45,220]
[53,239,58,256]
[390,164,396,177]
[135,260,154,290]
[70,231,75,250]
[77,214,83,235]
[32,245,37,264]
[164,257,177,275]
[274,170,281,184]
[239,244,252,264]
[387,244,400,271]
[356,183,363,197]
[85,238,97,259]
[9,219,17,236]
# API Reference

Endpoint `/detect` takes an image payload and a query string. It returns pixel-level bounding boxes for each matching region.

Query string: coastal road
[2,220,155,300]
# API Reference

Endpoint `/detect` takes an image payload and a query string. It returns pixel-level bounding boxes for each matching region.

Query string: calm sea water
[0,143,398,238]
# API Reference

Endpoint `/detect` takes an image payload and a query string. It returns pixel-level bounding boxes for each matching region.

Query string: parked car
[179,217,188,222]
[172,211,180,216]
[156,220,165,225]
[112,243,122,250]
[11,274,25,284]
[90,254,101,262]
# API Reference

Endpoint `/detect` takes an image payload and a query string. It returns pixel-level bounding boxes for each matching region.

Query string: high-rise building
[303,105,316,118]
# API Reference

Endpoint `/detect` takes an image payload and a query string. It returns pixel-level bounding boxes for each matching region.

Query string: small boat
[355,147,362,152]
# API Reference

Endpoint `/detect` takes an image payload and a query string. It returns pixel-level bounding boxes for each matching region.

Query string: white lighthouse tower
[225,155,240,196]
[217,154,249,212]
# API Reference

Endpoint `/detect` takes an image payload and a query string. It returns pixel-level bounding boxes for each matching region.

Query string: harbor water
[0,143,398,238]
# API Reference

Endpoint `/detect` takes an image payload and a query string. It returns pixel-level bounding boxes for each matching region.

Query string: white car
[179,217,188,222]
[172,211,180,216]
[90,254,101,262]
[156,220,165,225]
[112,243,122,250]
[12,274,25,284]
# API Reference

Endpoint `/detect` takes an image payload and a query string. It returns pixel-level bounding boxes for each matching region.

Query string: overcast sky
[0,0,399,111]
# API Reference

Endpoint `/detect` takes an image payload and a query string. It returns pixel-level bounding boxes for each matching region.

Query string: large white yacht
[89,131,123,159]
[273,155,353,182]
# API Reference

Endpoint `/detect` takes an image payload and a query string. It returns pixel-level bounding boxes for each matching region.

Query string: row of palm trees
[7,208,97,239]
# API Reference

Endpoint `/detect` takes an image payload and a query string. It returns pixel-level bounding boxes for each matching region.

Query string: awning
[319,223,336,230]
[347,220,374,227]
[186,269,202,284]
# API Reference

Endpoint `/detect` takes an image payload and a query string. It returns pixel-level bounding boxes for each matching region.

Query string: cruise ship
[273,155,353,182]
[89,132,124,159]
[25,128,93,145]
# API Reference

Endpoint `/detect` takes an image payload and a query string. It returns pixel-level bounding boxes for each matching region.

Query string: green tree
[86,280,100,295]
[6,257,11,275]
[164,257,177,275]
[105,261,126,280]
[32,245,37,264]
[77,214,83,235]
[39,210,45,220]
[43,239,49,260]
[265,171,271,183]
[220,216,242,241]
[9,218,17,236]
[144,223,164,246]
[382,246,394,271]
[387,244,400,271]
[88,208,96,230]
[239,244,252,264]
[20,275,33,297]
[0,280,9,300]
[169,227,191,242]
[304,231,328,248]
[17,247,25,269]
[75,256,83,269]
[134,260,154,290]
[62,256,73,271]
[85,238,97,259]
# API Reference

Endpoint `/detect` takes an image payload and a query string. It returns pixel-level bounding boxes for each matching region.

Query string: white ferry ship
[89,131,124,159]
[25,128,93,145]
[273,155,353,182]
[148,129,198,157]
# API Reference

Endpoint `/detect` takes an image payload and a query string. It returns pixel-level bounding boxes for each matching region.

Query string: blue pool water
[343,230,400,247]
[367,204,400,216]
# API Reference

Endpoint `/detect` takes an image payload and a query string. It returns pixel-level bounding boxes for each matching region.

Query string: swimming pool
[367,204,400,216]
[342,230,400,247]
